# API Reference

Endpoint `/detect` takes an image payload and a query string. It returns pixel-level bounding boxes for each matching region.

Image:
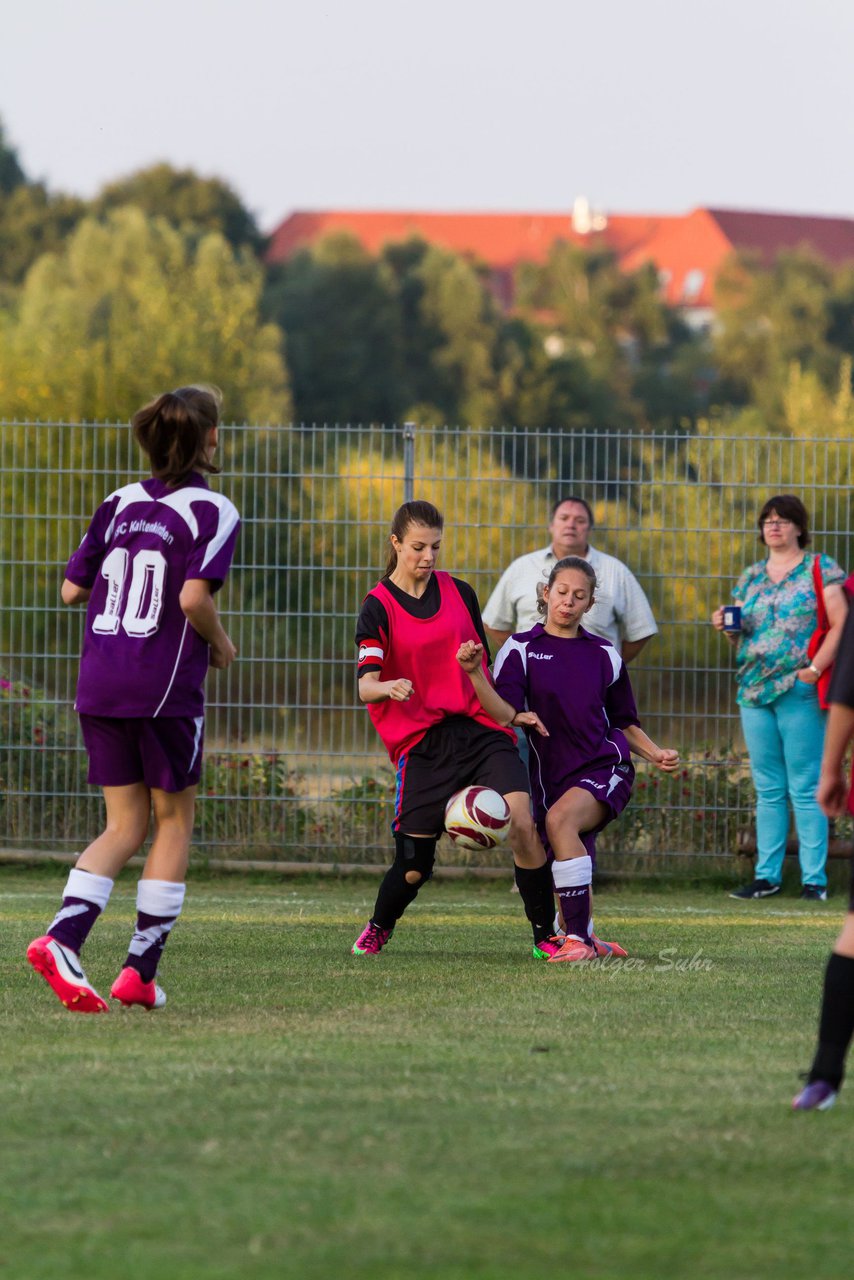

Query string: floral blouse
[731,552,845,706]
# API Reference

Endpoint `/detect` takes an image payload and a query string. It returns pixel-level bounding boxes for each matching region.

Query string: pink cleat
[110,966,166,1010]
[590,932,628,958]
[352,922,394,955]
[547,936,596,964]
[26,935,108,1013]
[533,938,564,959]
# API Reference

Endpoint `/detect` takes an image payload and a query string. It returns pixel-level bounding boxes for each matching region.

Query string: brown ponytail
[132,384,223,485]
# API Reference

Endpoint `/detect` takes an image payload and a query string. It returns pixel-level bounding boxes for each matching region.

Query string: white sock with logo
[125,879,186,982]
[47,867,114,953]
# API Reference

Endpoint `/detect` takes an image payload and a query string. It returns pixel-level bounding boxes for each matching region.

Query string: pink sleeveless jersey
[366,571,513,763]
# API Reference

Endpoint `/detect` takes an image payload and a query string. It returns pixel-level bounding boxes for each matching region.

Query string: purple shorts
[535,760,634,863]
[79,714,205,793]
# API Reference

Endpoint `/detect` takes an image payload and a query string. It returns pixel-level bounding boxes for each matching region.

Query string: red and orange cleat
[547,936,596,964]
[110,966,167,1009]
[26,935,108,1013]
[590,933,628,958]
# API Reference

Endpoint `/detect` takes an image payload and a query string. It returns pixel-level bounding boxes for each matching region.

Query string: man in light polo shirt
[483,496,657,660]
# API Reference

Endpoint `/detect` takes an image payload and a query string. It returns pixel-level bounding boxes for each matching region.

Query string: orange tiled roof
[267,210,584,268]
[265,206,854,310]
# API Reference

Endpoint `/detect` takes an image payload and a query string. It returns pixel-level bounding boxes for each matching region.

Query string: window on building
[682,269,705,301]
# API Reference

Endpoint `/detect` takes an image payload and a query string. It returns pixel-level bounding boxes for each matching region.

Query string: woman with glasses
[712,495,847,900]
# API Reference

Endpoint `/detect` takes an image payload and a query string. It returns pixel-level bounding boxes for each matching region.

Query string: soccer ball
[444,786,511,850]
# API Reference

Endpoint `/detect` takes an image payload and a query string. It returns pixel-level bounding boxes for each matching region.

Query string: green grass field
[1,865,850,1280]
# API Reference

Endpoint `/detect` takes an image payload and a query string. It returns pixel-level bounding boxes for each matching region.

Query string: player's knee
[394,834,437,883]
[152,791,195,836]
[545,810,577,844]
[511,808,535,840]
[509,809,538,854]
[106,812,150,847]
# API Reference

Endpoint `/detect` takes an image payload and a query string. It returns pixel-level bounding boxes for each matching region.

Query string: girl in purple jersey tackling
[458,556,679,962]
[352,500,557,957]
[27,385,239,1013]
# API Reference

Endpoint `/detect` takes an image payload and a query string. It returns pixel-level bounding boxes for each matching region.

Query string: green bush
[0,674,93,847]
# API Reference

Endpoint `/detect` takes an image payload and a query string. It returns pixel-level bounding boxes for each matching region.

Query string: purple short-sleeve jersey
[493,623,640,811]
[65,474,240,718]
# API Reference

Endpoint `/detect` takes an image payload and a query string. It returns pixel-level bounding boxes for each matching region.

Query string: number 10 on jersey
[92,548,167,638]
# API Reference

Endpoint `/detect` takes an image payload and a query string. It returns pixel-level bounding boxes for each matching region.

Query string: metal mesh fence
[2,420,853,866]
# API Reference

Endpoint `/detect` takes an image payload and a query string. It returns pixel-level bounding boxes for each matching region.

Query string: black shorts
[393,716,529,836]
[848,844,854,913]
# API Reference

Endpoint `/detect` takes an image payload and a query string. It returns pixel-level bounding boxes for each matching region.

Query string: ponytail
[132,384,223,485]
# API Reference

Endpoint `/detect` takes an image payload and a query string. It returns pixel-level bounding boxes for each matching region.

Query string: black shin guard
[372,835,437,930]
[514,861,555,945]
[810,952,854,1088]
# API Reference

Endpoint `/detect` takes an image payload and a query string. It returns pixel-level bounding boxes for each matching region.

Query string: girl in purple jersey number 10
[458,556,679,963]
[27,385,239,1013]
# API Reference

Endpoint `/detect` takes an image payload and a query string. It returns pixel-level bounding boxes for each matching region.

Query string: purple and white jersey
[66,475,240,718]
[493,623,640,813]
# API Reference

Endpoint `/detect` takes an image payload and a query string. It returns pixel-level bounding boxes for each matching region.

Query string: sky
[6,0,854,236]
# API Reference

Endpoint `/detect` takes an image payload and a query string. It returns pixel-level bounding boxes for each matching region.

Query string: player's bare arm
[817,703,854,816]
[358,671,413,703]
[621,635,652,663]
[484,625,511,654]
[623,724,680,772]
[455,642,519,727]
[179,578,237,669]
[61,578,91,606]
[511,709,550,737]
[456,639,485,673]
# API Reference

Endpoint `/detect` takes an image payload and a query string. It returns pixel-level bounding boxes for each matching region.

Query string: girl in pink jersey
[27,386,239,1013]
[352,500,556,957]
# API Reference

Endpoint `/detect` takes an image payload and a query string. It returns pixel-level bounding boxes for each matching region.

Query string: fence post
[403,422,416,502]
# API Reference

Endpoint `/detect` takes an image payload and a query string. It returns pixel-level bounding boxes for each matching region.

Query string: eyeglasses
[761,518,793,528]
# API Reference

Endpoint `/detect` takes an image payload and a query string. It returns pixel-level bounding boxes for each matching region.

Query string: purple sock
[47,868,113,953]
[125,880,186,982]
[552,855,593,942]
[581,830,597,870]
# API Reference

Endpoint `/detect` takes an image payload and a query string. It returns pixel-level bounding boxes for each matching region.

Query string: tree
[266,232,507,428]
[516,243,653,381]
[380,238,503,426]
[411,243,503,426]
[0,118,26,195]
[514,242,702,432]
[264,233,404,424]
[712,250,840,423]
[497,315,627,432]
[0,118,88,285]
[0,182,88,285]
[94,163,263,255]
[0,206,291,423]
[823,265,854,363]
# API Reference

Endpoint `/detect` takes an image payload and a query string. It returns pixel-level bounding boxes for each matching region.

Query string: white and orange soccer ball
[444,785,511,850]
